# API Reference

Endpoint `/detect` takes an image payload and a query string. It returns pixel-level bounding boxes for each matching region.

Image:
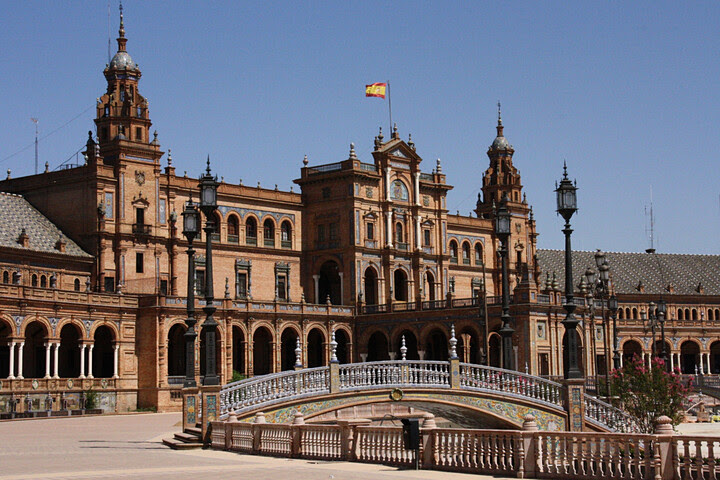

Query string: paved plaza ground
[0,413,514,480]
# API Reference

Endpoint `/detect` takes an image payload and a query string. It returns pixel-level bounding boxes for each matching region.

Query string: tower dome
[490,102,511,151]
[110,51,136,71]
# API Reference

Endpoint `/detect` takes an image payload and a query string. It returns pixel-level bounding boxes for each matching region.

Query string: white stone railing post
[113,344,119,378]
[79,344,86,379]
[44,343,51,378]
[8,342,15,379]
[53,343,60,378]
[654,415,674,480]
[421,413,437,469]
[519,415,538,478]
[87,344,94,379]
[252,412,266,453]
[291,411,304,457]
[225,410,238,450]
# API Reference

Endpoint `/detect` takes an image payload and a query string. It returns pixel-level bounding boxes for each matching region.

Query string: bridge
[218,360,636,433]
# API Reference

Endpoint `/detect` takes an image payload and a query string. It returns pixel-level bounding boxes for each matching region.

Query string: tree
[610,356,690,433]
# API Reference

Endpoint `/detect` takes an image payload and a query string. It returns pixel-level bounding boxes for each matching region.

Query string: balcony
[423,246,434,254]
[210,233,220,243]
[132,223,151,236]
[450,257,458,264]
[246,236,257,246]
[228,234,239,244]
[396,242,409,251]
[365,240,377,249]
[463,258,471,265]
[264,238,275,248]
[281,240,292,249]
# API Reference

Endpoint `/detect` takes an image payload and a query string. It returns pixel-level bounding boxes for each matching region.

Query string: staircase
[162,426,203,450]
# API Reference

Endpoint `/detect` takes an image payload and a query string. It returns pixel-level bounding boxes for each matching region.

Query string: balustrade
[460,363,563,407]
[433,429,519,474]
[299,425,342,459]
[583,394,639,433]
[355,426,412,466]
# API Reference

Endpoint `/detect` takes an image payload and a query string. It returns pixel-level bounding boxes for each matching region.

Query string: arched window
[263,219,275,247]
[31,274,38,287]
[449,240,458,263]
[678,309,684,320]
[74,278,81,291]
[685,308,690,320]
[632,307,638,320]
[281,221,292,248]
[709,309,715,321]
[40,275,47,288]
[246,217,257,245]
[618,308,624,320]
[692,309,698,321]
[474,243,483,265]
[462,242,471,264]
[227,215,239,243]
[395,222,404,244]
[2,271,8,284]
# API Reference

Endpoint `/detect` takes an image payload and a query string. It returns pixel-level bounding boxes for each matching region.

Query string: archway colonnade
[620,338,720,375]
[0,316,120,380]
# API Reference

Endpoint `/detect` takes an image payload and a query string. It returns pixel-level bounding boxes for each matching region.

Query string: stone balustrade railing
[210,413,718,480]
[219,360,567,421]
[583,393,639,433]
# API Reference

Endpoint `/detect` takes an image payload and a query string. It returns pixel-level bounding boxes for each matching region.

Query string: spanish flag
[365,83,387,98]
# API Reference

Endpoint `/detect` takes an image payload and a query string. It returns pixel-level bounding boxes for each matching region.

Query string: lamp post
[495,193,514,371]
[556,164,581,379]
[657,300,667,363]
[584,250,613,394]
[199,157,219,386]
[608,294,620,370]
[181,198,200,388]
[645,300,667,364]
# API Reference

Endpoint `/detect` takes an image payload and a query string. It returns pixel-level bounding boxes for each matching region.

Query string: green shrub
[84,388,98,410]
[232,370,246,382]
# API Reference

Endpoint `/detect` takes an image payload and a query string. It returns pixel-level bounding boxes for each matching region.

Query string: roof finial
[495,101,504,138]
[117,1,127,52]
[497,101,502,126]
[392,123,399,139]
[206,155,211,174]
[302,154,308,166]
[167,149,172,167]
[562,160,568,179]
[349,142,357,160]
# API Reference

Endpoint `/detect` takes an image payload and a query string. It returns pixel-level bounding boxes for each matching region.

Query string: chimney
[17,228,29,248]
[55,235,66,253]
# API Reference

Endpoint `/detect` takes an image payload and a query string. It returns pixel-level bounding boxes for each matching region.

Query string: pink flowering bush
[610,356,690,433]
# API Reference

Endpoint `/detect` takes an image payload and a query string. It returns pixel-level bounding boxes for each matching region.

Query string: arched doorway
[425,328,448,361]
[92,326,114,378]
[711,341,720,374]
[364,267,378,305]
[0,320,10,378]
[395,330,419,360]
[167,324,186,377]
[252,327,273,376]
[24,321,49,379]
[622,340,642,366]
[280,329,298,371]
[393,269,407,302]
[318,261,341,305]
[653,340,672,371]
[425,271,435,301]
[335,329,350,364]
[232,326,245,378]
[681,341,700,374]
[199,327,222,379]
[488,334,501,368]
[458,328,479,364]
[307,328,325,368]
[562,332,584,378]
[58,324,80,378]
[367,331,389,361]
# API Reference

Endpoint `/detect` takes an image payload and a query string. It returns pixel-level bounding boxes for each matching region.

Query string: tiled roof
[0,192,91,258]
[536,249,720,296]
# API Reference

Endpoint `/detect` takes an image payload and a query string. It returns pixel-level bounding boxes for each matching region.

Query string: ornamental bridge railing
[218,360,638,433]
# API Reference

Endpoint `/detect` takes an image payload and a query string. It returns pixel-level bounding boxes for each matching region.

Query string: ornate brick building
[0,13,718,413]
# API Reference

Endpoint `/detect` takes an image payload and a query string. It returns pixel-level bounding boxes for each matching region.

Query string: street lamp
[495,193,514,371]
[199,157,219,386]
[608,294,620,370]
[555,163,581,379]
[584,250,613,393]
[646,300,668,364]
[181,198,200,388]
[657,300,667,363]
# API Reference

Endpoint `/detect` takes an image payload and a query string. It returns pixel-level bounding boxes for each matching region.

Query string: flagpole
[387,80,393,134]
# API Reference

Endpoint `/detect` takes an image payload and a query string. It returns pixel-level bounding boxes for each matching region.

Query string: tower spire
[117,1,127,52]
[496,101,504,137]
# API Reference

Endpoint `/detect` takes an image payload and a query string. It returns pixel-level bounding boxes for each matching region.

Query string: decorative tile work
[241,390,565,431]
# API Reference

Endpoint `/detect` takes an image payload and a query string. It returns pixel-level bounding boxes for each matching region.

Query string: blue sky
[2,1,719,254]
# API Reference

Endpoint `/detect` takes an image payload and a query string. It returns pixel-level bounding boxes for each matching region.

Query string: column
[414,171,420,205]
[415,215,421,251]
[87,345,94,379]
[113,344,119,378]
[385,166,392,200]
[17,342,24,379]
[313,275,320,304]
[7,342,15,379]
[338,272,344,305]
[79,344,86,378]
[670,352,674,371]
[53,343,59,378]
[385,211,393,248]
[44,343,51,378]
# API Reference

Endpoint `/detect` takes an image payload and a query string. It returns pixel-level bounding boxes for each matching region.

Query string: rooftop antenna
[107,1,111,63]
[644,186,655,253]
[30,118,38,175]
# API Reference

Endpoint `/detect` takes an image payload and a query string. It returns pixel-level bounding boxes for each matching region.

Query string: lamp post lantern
[657,300,667,363]
[495,193,514,371]
[199,157,220,386]
[608,294,620,370]
[556,163,581,379]
[181,198,200,388]
[584,249,614,394]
